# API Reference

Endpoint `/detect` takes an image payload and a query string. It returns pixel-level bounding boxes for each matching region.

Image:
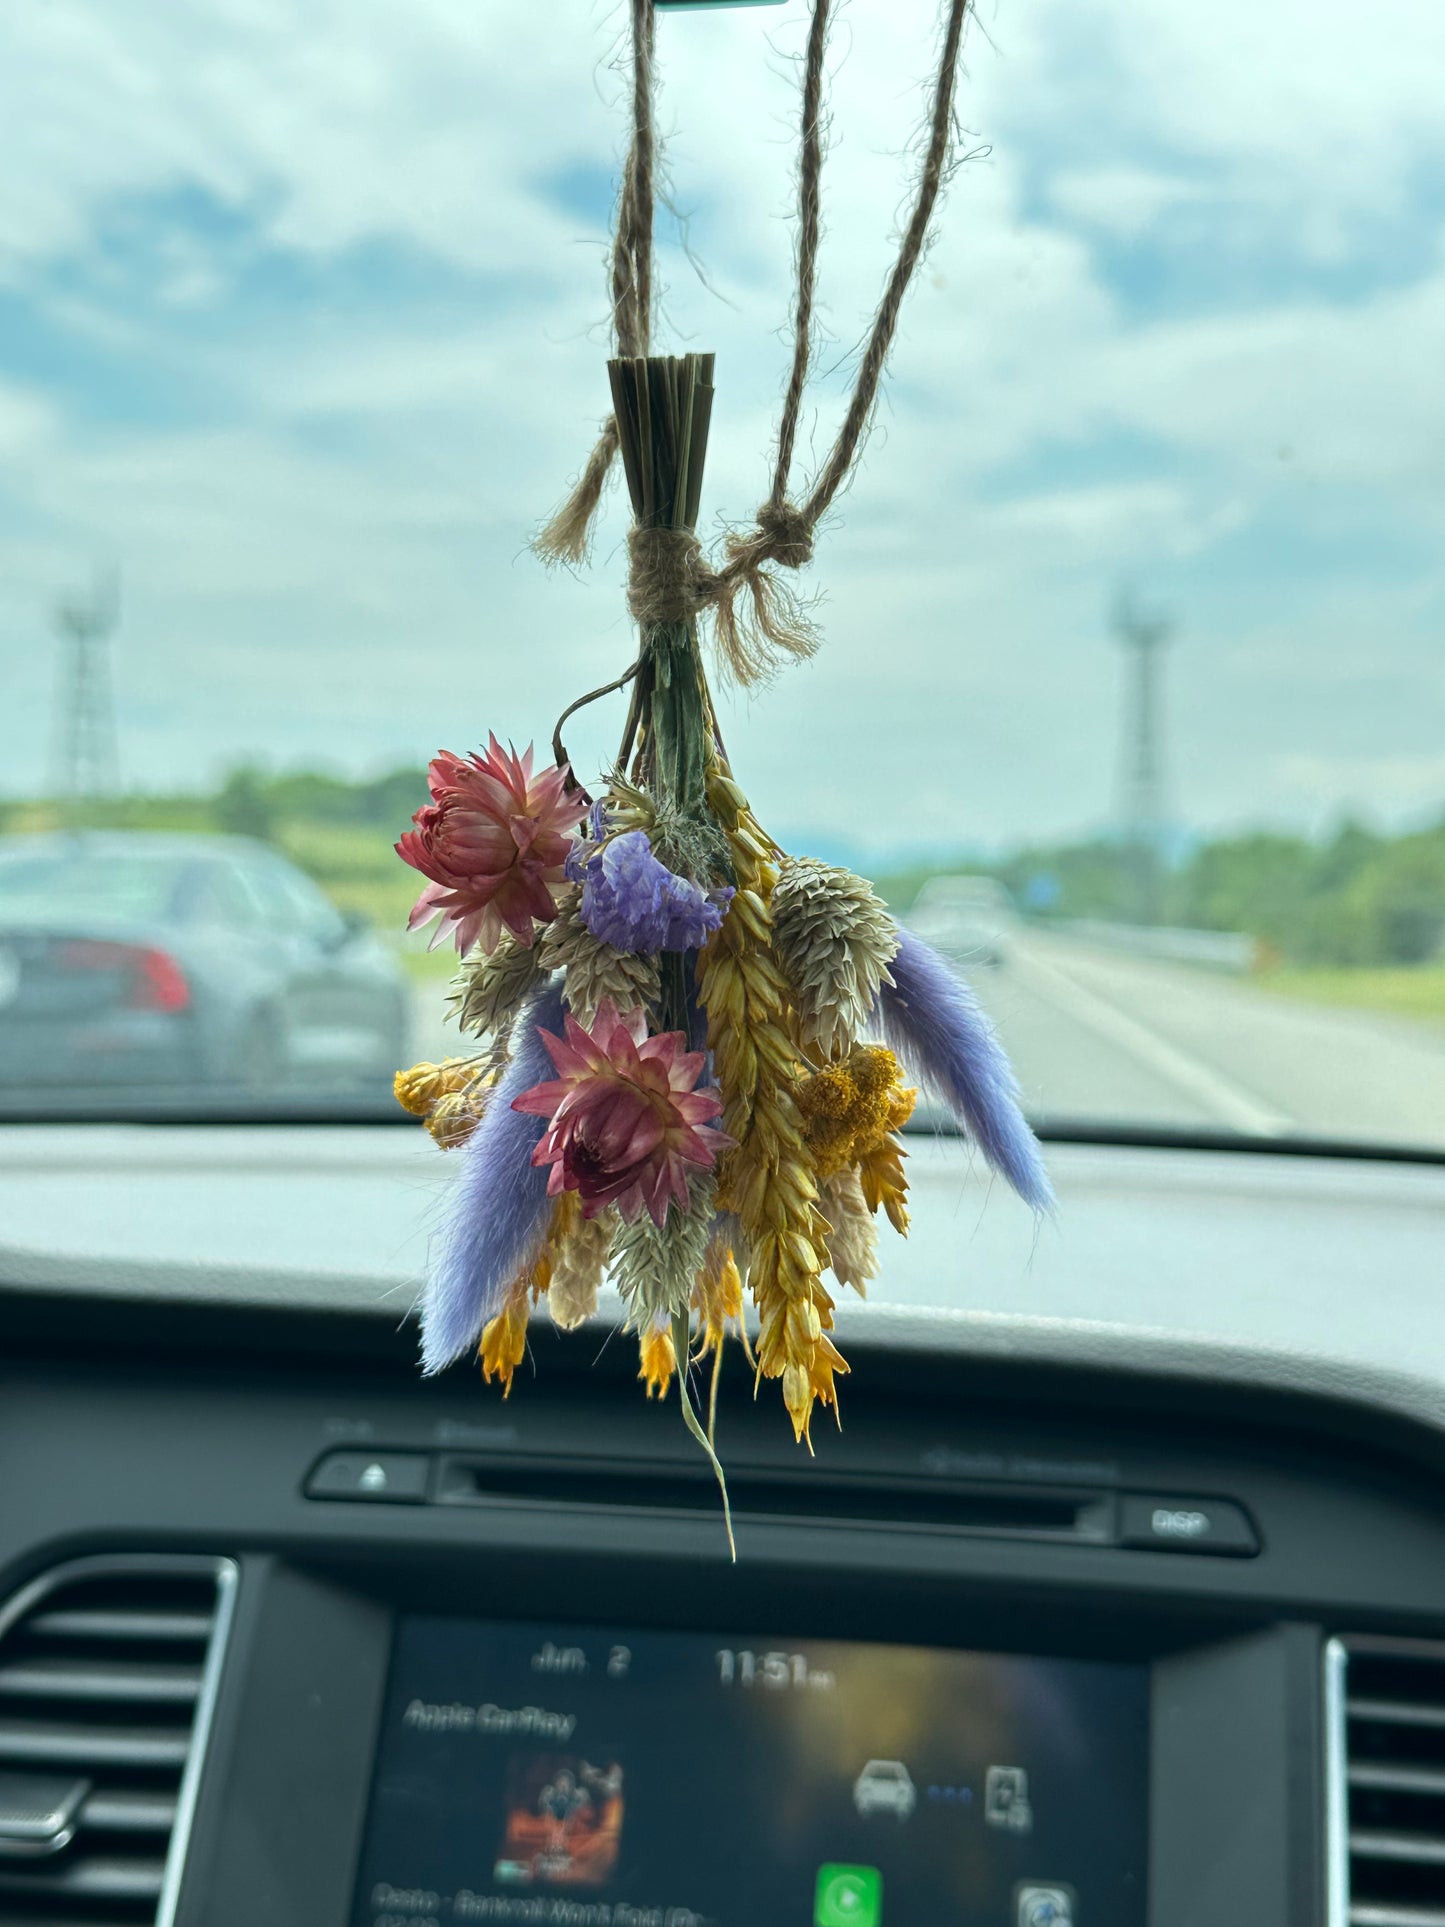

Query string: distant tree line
[208,763,430,842]
[3,766,1442,969]
[883,818,1445,968]
[0,764,431,845]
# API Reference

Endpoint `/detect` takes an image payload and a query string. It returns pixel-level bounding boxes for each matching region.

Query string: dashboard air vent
[1329,1634,1445,1927]
[0,1555,236,1927]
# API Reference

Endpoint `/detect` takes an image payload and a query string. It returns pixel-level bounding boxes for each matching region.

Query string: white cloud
[0,0,1441,849]
[1048,166,1211,240]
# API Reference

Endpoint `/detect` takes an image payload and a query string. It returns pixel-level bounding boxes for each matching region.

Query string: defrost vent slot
[0,1554,237,1927]
[306,1448,1257,1556]
[1328,1632,1445,1927]
[435,1455,1115,1543]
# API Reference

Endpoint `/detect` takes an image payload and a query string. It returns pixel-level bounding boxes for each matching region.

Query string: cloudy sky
[1,0,1442,860]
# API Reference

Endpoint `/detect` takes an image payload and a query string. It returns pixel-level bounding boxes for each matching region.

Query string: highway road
[408,928,1445,1154]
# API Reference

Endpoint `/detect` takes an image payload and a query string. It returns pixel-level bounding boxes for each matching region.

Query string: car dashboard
[1,1127,1444,1927]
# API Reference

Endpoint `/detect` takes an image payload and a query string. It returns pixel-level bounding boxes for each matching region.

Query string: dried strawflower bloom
[398,737,587,955]
[513,1000,730,1227]
[770,856,899,1061]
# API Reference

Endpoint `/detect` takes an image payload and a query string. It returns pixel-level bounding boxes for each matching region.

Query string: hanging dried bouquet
[393,0,1052,1532]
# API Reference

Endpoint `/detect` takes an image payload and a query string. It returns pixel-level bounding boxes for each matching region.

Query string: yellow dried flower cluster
[393,1057,491,1148]
[479,1226,555,1394]
[637,1323,677,1399]
[795,1045,917,1180]
[698,764,846,1444]
[693,1235,745,1358]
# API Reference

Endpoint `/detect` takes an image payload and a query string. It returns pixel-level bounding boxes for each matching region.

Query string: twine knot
[627,525,705,626]
[756,500,815,570]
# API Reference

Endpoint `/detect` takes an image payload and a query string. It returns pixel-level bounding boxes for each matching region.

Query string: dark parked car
[0,832,408,1094]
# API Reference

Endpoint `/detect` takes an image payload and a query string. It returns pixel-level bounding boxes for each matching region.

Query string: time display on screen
[715,1648,837,1691]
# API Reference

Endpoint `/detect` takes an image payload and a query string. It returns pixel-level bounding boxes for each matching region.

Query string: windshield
[1,0,1441,1154]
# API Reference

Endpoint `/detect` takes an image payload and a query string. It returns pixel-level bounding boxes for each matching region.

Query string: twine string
[534,0,657,565]
[540,0,973,688]
[768,0,831,523]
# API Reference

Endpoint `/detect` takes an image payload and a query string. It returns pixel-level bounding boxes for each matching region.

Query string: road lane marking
[1013,946,1293,1137]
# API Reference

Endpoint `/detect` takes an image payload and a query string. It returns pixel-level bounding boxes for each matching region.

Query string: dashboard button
[305,1451,431,1503]
[1119,1495,1258,1555]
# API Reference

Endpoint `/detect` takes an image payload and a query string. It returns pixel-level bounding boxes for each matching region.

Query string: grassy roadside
[397,945,457,985]
[1251,964,1445,1027]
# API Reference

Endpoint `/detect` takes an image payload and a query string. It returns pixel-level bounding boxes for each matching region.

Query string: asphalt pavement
[409,929,1445,1154]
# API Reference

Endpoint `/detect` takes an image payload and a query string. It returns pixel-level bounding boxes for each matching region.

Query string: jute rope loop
[538,0,971,687]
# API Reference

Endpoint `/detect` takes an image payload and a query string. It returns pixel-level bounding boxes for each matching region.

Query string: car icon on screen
[852,1760,917,1820]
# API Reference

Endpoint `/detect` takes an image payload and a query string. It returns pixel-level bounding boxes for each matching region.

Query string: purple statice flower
[420,977,565,1373]
[576,829,732,955]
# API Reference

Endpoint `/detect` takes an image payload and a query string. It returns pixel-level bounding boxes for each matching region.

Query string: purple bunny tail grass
[420,978,566,1373]
[878,926,1054,1213]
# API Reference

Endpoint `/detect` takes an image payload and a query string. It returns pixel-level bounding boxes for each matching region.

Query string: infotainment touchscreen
[352,1617,1148,1927]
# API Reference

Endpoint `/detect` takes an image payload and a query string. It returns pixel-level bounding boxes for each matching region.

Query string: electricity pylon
[1111,589,1173,927]
[52,567,121,810]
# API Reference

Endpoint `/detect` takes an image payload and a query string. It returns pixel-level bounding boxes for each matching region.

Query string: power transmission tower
[52,567,121,812]
[1111,589,1173,927]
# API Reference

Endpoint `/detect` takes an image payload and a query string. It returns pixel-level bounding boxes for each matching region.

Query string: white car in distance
[906,874,1019,967]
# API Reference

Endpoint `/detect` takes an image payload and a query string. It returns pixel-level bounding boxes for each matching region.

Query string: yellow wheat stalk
[697,764,845,1443]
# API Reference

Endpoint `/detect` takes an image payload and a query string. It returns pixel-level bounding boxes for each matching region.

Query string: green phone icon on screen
[814,1863,883,1927]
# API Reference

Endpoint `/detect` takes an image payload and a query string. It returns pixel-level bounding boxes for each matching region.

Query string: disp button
[1119,1494,1258,1555]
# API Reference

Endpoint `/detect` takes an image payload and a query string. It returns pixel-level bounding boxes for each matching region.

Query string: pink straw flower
[512,999,731,1227]
[397,736,587,954]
